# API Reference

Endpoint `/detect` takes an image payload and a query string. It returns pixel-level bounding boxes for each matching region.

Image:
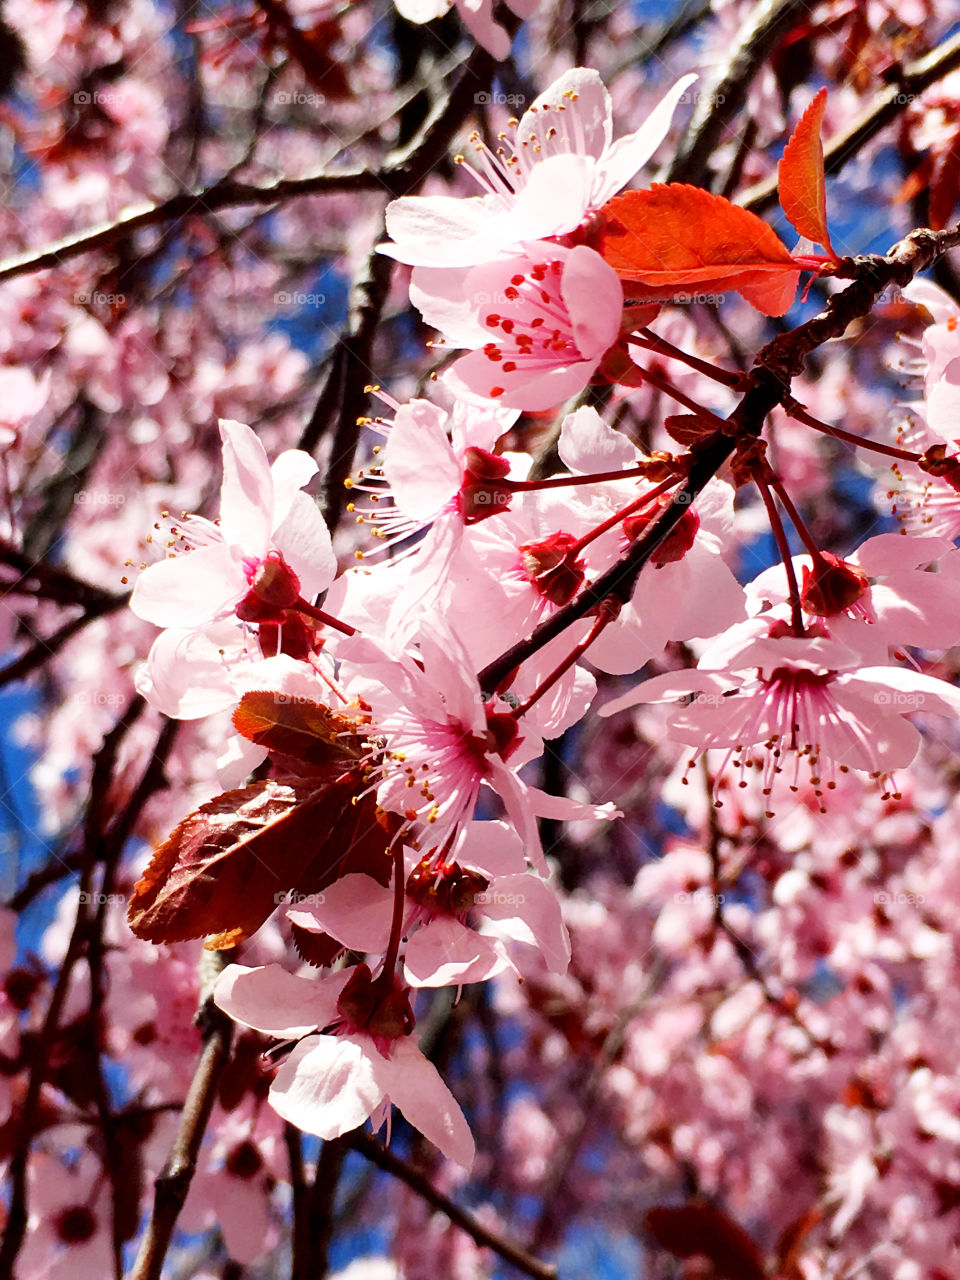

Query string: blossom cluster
[8,4,960,1275]
[117,67,960,1188]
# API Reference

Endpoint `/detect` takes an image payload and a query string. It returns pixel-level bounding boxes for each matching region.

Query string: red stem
[754,471,805,636]
[512,608,616,720]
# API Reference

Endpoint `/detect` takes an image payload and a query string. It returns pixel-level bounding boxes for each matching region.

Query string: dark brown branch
[664,0,810,187]
[130,952,235,1280]
[0,703,146,1276]
[0,591,129,688]
[740,30,960,214]
[351,1132,560,1280]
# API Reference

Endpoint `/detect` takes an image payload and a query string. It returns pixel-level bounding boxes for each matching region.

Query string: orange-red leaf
[600,185,800,316]
[778,87,836,257]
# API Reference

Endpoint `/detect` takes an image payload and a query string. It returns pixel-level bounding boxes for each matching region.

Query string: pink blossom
[434,246,623,411]
[601,625,960,809]
[290,821,570,986]
[381,68,696,267]
[130,418,334,631]
[214,962,476,1168]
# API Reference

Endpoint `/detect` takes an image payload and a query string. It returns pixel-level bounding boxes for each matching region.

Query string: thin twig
[351,1132,560,1280]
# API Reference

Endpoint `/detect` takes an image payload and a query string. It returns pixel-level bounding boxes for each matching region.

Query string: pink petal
[135,624,241,719]
[289,874,394,953]
[369,1037,475,1168]
[130,543,244,627]
[383,401,461,520]
[382,196,504,268]
[561,246,623,359]
[481,872,570,973]
[446,350,597,412]
[403,916,506,987]
[270,1034,383,1137]
[270,448,319,526]
[458,819,527,876]
[558,405,637,473]
[271,490,336,602]
[214,964,347,1037]
[210,1176,273,1264]
[517,68,611,159]
[593,75,698,205]
[218,419,274,551]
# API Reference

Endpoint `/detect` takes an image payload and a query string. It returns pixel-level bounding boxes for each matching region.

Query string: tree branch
[664,0,809,187]
[351,1132,560,1280]
[740,30,960,214]
[130,949,235,1280]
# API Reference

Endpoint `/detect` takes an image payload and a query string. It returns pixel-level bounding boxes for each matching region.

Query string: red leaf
[600,185,800,316]
[233,690,364,777]
[129,776,365,947]
[644,1204,767,1280]
[778,87,836,257]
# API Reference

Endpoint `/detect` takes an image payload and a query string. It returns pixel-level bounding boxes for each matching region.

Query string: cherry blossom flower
[380,68,696,268]
[19,1151,113,1280]
[601,624,960,810]
[289,821,571,986]
[214,962,476,1168]
[130,418,335,631]
[552,407,745,673]
[340,622,619,867]
[430,246,623,411]
[744,533,960,661]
